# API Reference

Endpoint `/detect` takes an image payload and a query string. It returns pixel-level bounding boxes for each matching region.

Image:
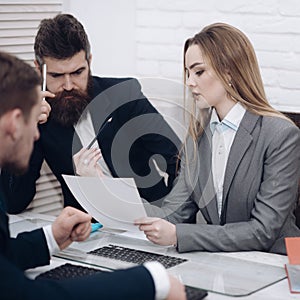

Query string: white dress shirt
[74,111,111,176]
[210,103,246,218]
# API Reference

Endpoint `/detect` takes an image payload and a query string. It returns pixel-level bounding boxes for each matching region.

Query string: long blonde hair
[183,23,289,145]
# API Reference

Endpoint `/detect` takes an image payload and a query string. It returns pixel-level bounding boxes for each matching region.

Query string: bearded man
[1,14,181,213]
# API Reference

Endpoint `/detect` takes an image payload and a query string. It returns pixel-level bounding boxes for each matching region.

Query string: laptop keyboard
[185,285,208,300]
[87,244,187,269]
[37,263,207,299]
[36,263,106,280]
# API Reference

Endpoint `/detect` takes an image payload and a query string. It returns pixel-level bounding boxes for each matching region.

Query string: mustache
[52,89,89,102]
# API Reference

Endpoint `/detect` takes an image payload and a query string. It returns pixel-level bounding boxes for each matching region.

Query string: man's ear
[34,60,41,74]
[3,109,23,141]
[88,53,92,66]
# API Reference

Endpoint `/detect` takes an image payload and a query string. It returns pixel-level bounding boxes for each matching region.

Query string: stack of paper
[285,237,300,293]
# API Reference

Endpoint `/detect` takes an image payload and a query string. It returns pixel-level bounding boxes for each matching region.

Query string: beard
[47,75,93,127]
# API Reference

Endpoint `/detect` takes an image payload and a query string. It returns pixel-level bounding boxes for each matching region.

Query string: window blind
[0,1,63,215]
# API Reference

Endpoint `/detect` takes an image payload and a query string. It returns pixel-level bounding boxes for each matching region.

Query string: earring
[228,81,232,87]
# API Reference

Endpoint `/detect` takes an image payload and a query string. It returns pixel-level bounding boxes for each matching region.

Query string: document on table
[62,175,147,239]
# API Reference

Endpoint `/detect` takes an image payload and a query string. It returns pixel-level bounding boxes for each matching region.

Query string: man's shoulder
[92,76,139,92]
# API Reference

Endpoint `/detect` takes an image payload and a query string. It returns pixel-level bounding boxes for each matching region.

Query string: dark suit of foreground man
[1,14,180,213]
[0,52,185,300]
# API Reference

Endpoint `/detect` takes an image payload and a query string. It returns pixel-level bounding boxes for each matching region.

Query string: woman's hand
[135,217,177,246]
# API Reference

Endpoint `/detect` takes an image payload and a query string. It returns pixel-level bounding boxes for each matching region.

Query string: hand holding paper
[62,175,147,238]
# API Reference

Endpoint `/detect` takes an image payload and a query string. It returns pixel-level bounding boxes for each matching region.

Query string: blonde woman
[136,23,300,254]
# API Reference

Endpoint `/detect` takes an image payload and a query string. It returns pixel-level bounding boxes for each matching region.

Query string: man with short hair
[1,14,181,213]
[0,51,185,300]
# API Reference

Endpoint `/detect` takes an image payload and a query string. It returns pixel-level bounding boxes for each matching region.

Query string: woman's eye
[195,70,204,76]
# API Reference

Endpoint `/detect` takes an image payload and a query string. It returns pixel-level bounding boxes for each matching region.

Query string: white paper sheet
[62,175,147,238]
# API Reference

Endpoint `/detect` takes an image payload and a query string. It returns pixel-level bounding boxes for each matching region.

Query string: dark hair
[0,52,40,121]
[34,14,91,66]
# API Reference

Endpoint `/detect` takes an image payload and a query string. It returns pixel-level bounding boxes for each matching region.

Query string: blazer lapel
[198,127,220,224]
[72,129,82,154]
[221,111,260,222]
[89,77,138,133]
[89,89,111,135]
[0,181,9,242]
[72,83,112,156]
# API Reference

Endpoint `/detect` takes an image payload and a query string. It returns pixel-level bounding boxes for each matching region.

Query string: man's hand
[167,275,187,300]
[38,91,54,124]
[135,217,177,246]
[73,148,104,177]
[52,206,92,250]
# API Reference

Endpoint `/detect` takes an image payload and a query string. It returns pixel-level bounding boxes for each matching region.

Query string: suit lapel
[72,129,82,154]
[89,89,111,134]
[198,127,220,224]
[0,180,9,242]
[0,176,7,212]
[73,79,112,152]
[221,111,260,221]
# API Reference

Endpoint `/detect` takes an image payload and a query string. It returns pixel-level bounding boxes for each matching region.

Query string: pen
[87,117,112,149]
[91,222,103,233]
[42,63,47,101]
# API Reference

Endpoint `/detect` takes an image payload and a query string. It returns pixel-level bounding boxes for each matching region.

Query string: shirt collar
[210,102,246,134]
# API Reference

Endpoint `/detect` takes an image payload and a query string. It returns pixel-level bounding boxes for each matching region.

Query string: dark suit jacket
[0,189,156,300]
[2,77,180,213]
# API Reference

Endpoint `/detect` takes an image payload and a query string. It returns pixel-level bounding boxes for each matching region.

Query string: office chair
[283,112,300,229]
[295,180,300,228]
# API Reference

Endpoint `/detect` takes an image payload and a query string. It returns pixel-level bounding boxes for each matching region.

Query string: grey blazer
[158,111,300,254]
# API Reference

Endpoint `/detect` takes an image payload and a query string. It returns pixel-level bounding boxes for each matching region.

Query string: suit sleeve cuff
[42,225,60,255]
[144,261,170,300]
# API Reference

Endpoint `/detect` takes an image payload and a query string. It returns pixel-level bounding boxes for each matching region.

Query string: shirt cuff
[144,261,170,300]
[42,225,60,256]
